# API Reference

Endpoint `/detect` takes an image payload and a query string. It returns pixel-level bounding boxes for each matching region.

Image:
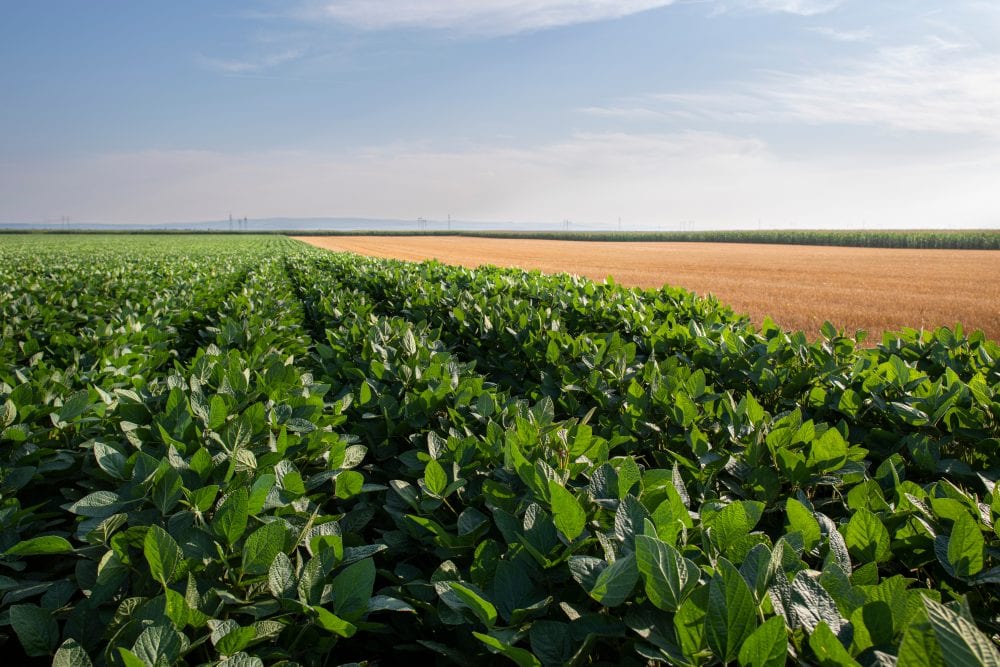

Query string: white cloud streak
[711,0,844,17]
[577,106,666,120]
[200,48,305,73]
[807,25,873,42]
[3,132,998,228]
[646,40,1000,138]
[295,0,843,34]
[303,0,677,34]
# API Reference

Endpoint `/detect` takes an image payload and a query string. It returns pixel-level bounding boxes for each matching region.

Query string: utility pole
[448,214,451,232]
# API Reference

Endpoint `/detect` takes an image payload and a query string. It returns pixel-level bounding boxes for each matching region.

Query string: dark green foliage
[1,234,998,665]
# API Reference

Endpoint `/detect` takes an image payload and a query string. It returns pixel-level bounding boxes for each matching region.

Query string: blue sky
[2,0,999,228]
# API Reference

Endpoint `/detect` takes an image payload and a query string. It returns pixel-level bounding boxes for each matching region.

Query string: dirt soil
[294,236,1000,340]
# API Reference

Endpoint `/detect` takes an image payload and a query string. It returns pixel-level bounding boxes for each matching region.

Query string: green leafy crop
[1,234,998,666]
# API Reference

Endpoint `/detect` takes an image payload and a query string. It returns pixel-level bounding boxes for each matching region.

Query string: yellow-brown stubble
[294,236,1000,341]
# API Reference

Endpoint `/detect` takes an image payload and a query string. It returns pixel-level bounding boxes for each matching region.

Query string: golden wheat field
[295,236,1000,340]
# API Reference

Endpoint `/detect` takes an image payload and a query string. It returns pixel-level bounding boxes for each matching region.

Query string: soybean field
[1,234,999,666]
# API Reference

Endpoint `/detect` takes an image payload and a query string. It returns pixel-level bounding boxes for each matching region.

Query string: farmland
[2,234,999,666]
[296,235,1000,341]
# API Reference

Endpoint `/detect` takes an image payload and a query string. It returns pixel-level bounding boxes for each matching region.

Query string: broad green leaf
[247,474,275,515]
[923,597,1000,667]
[144,525,183,586]
[947,512,984,578]
[117,649,147,667]
[390,479,421,511]
[330,558,376,622]
[268,551,296,599]
[152,466,183,515]
[311,605,357,637]
[93,441,128,479]
[704,500,765,552]
[212,488,249,547]
[785,498,821,553]
[209,395,229,430]
[185,572,209,628]
[219,654,264,667]
[820,562,866,620]
[617,456,643,498]
[242,521,287,576]
[675,586,709,660]
[529,620,573,667]
[279,470,305,496]
[368,595,417,613]
[809,621,859,666]
[651,484,692,546]
[188,484,219,513]
[587,552,639,608]
[424,459,448,497]
[508,439,547,501]
[635,533,699,612]
[493,558,537,622]
[740,542,776,600]
[216,626,257,656]
[163,588,189,629]
[58,390,92,422]
[335,470,364,499]
[850,600,893,651]
[358,380,373,405]
[448,582,498,627]
[845,508,891,563]
[817,513,852,574]
[473,632,543,667]
[10,604,59,657]
[189,447,213,478]
[898,613,943,667]
[790,570,844,635]
[738,616,787,667]
[1,399,15,428]
[66,490,121,517]
[706,558,758,663]
[5,535,74,556]
[808,428,848,473]
[615,494,652,546]
[53,638,93,667]
[132,624,182,667]
[548,481,586,541]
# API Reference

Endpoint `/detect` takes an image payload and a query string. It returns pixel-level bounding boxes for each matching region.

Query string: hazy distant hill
[0,217,631,233]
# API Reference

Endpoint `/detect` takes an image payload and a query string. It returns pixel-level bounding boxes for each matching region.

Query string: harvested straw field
[295,235,1000,339]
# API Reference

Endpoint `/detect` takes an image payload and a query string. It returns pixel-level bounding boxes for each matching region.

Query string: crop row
[1,235,998,666]
[286,229,1000,250]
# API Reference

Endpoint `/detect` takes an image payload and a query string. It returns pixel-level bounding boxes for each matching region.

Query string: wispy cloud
[200,48,305,74]
[644,39,1000,138]
[577,106,665,120]
[808,25,873,42]
[293,0,850,34]
[712,0,844,17]
[299,1,678,34]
